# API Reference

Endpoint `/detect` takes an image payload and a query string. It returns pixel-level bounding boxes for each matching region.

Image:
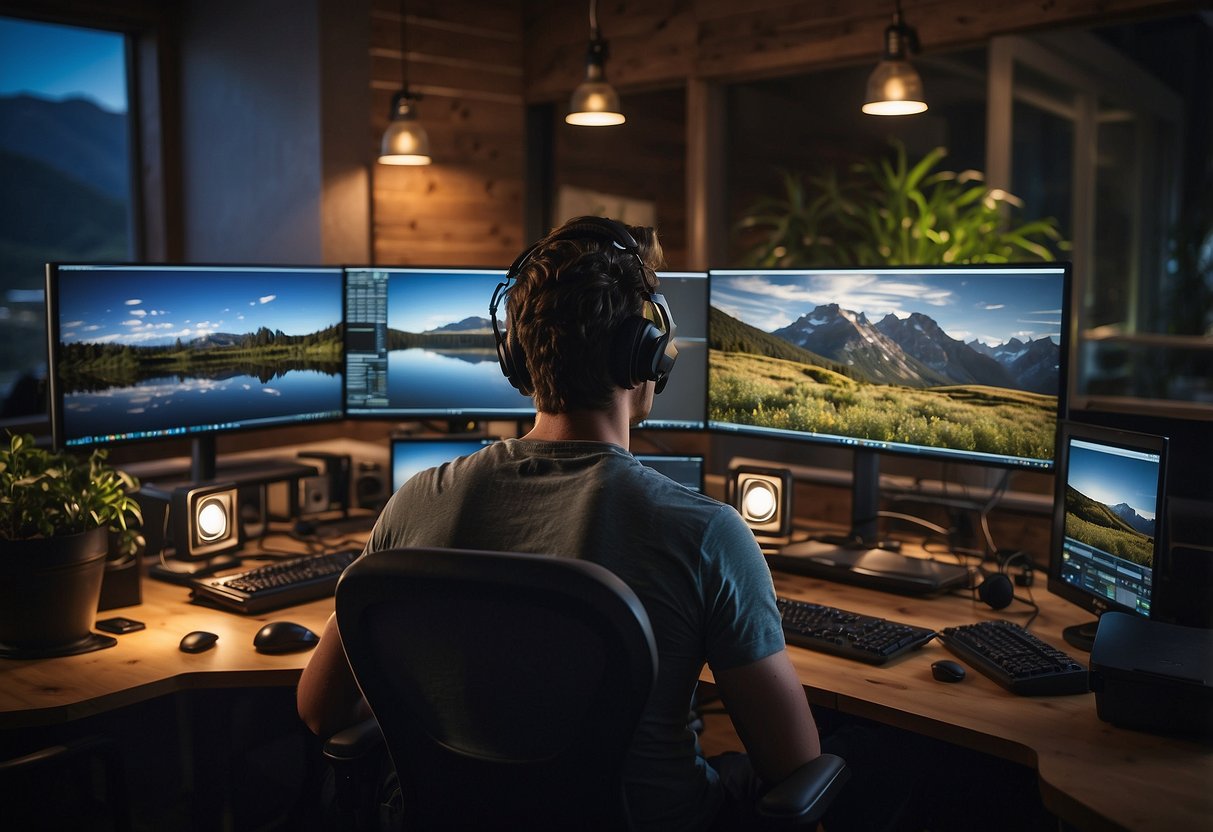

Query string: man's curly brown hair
[507,217,665,413]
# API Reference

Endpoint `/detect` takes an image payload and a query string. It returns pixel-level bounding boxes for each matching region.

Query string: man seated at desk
[298,216,822,830]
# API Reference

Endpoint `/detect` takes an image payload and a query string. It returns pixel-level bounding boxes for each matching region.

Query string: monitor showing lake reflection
[47,265,345,448]
[344,267,535,418]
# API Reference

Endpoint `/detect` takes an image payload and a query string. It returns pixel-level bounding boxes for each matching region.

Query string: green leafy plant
[735,140,1067,267]
[0,432,143,555]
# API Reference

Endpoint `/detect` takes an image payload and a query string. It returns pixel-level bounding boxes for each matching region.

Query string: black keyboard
[939,620,1089,696]
[776,596,937,665]
[189,549,360,614]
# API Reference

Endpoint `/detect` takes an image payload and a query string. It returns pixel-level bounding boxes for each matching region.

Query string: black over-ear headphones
[975,549,1036,611]
[489,216,678,397]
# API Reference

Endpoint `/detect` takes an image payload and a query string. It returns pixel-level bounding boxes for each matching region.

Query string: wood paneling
[370,0,1197,267]
[370,0,525,267]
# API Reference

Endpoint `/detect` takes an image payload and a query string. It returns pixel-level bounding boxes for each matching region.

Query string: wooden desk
[3,552,1210,831]
[0,570,335,729]
[756,569,1213,832]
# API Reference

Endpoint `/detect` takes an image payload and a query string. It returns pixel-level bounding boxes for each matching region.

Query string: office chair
[323,547,848,831]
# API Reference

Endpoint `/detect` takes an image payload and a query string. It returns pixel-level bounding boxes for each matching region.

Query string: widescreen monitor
[1048,421,1167,651]
[346,267,708,427]
[709,264,1071,549]
[46,264,345,481]
[637,271,708,430]
[344,268,531,420]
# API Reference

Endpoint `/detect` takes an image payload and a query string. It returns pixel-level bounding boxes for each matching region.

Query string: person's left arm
[297,612,371,738]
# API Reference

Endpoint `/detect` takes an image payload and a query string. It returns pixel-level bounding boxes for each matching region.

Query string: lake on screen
[387,348,527,410]
[63,370,341,438]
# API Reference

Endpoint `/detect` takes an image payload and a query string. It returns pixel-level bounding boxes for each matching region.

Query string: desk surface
[2,551,1210,831]
[760,569,1213,832]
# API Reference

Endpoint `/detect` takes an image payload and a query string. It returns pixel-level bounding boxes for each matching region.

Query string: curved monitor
[709,264,1071,469]
[46,264,345,477]
[346,267,708,427]
[344,267,532,420]
[710,264,1071,553]
[1048,420,1168,651]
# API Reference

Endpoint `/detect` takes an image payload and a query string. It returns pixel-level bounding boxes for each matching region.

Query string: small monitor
[345,267,532,420]
[46,264,345,480]
[637,272,708,430]
[1048,421,1168,651]
[635,453,705,493]
[390,436,498,493]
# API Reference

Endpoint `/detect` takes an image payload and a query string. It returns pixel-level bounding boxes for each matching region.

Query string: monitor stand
[148,552,243,586]
[1062,620,1100,652]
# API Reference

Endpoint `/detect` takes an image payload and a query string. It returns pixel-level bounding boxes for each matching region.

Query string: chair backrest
[335,547,659,831]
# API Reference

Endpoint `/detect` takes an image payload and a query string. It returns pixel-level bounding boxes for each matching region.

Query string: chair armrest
[323,718,384,763]
[756,753,850,827]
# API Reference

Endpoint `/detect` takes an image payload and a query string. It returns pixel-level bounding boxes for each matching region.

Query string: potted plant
[735,139,1067,267]
[0,432,143,658]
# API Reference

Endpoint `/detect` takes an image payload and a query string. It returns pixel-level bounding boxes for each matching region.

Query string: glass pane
[1009,63,1075,245]
[0,16,132,419]
[1091,100,1139,330]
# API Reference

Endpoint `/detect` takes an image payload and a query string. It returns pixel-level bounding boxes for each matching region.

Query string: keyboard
[189,549,360,614]
[939,620,1089,696]
[776,596,937,665]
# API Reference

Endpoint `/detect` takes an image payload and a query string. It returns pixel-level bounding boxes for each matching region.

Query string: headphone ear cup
[610,316,665,389]
[496,327,532,396]
[978,572,1015,610]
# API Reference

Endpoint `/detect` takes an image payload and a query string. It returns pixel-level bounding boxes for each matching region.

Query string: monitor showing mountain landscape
[1048,421,1167,647]
[344,268,534,419]
[708,265,1071,470]
[47,264,345,455]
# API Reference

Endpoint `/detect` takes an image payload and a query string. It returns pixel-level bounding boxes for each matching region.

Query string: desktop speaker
[171,482,240,560]
[298,476,330,516]
[729,465,793,537]
[297,451,351,514]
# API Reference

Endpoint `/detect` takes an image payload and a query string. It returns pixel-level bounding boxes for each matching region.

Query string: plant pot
[0,526,117,658]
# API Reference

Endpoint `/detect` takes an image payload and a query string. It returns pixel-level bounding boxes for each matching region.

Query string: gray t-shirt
[364,438,785,831]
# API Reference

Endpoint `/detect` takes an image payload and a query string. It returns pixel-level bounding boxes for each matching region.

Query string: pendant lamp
[379,2,432,164]
[566,0,625,126]
[862,0,927,116]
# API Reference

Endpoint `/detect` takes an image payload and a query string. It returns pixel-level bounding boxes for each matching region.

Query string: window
[0,15,135,422]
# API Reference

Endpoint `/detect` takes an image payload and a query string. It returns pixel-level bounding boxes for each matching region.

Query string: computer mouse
[931,659,966,683]
[179,630,219,653]
[253,621,320,654]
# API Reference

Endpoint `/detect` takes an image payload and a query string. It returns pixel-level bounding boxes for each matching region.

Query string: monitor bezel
[1047,419,1169,621]
[45,262,347,454]
[706,262,1074,472]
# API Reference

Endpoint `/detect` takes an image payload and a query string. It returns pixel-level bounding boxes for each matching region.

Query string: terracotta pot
[0,526,111,658]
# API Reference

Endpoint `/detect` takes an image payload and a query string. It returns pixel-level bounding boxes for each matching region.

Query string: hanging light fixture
[862,0,927,116]
[565,0,625,126]
[379,1,431,165]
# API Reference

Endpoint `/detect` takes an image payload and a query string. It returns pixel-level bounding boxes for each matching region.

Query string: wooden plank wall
[370,0,526,267]
[368,0,1194,268]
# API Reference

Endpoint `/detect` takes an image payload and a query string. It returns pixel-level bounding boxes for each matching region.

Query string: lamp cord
[589,0,599,36]
[398,2,409,89]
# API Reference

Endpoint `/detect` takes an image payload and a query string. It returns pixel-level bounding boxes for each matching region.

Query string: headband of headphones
[489,217,678,397]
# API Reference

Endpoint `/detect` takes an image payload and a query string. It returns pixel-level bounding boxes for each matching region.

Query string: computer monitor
[391,436,499,493]
[46,264,345,482]
[709,264,1072,551]
[344,267,533,421]
[1048,421,1168,651]
[635,453,705,492]
[636,272,708,430]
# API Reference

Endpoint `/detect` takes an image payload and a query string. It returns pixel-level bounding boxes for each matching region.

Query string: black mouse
[179,630,219,653]
[931,659,966,683]
[253,621,320,654]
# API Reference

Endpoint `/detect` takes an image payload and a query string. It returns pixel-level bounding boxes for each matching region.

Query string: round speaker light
[742,481,778,524]
[196,499,230,542]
